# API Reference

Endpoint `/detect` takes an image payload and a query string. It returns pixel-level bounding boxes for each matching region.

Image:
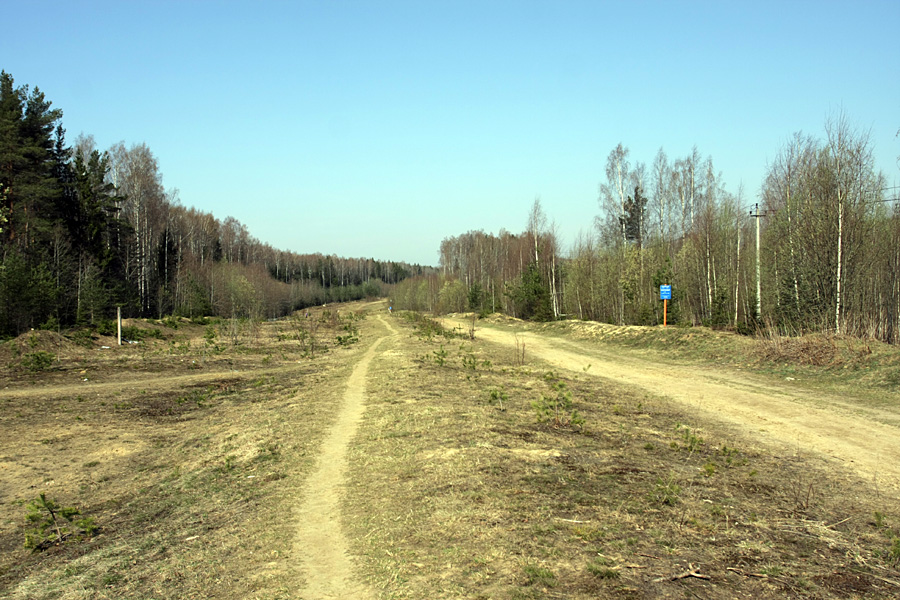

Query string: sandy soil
[449,319,900,493]
[293,315,398,599]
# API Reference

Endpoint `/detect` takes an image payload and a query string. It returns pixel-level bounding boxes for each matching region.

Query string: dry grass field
[1,302,899,598]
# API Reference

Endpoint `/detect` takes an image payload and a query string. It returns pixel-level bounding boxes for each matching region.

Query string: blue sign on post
[660,285,672,300]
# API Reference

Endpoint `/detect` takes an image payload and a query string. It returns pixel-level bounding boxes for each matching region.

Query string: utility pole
[749,204,767,321]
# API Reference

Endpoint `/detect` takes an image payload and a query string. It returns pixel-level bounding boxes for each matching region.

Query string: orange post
[663,298,667,327]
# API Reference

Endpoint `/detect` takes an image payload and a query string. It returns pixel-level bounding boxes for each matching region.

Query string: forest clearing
[4,8,898,598]
[2,301,900,599]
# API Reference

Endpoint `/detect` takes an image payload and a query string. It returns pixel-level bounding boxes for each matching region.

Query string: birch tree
[598,144,630,324]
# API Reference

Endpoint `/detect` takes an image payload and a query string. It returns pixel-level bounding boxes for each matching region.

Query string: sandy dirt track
[450,320,900,493]
[293,315,397,599]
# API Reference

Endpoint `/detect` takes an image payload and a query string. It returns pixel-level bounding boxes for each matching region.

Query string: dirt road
[293,316,397,599]
[452,319,900,493]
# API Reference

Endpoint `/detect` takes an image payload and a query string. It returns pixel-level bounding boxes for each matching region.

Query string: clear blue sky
[3,0,898,266]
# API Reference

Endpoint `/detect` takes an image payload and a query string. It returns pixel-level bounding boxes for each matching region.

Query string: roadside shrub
[38,315,59,331]
[634,303,656,326]
[21,351,53,372]
[336,334,358,346]
[121,325,164,341]
[336,315,359,346]
[67,328,95,347]
[401,311,464,341]
[736,321,756,336]
[96,319,116,336]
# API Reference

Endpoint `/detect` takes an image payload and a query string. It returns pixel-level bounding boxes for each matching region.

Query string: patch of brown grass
[757,332,841,366]
[0,305,378,600]
[344,317,900,599]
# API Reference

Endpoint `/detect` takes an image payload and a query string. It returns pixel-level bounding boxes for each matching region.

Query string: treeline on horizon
[392,116,900,345]
[0,71,428,338]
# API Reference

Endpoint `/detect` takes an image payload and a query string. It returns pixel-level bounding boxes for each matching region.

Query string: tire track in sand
[446,319,900,493]
[294,315,396,599]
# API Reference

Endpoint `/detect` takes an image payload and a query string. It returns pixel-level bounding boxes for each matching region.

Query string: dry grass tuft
[757,332,841,366]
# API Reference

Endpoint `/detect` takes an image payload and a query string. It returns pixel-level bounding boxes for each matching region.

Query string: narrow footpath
[293,316,396,599]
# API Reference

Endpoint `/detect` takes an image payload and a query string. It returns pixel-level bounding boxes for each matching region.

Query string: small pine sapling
[532,376,584,429]
[488,388,508,410]
[24,493,97,552]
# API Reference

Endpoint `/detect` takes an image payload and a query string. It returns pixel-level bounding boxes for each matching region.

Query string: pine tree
[621,185,647,247]
[0,73,65,252]
[0,71,26,248]
[0,72,67,334]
